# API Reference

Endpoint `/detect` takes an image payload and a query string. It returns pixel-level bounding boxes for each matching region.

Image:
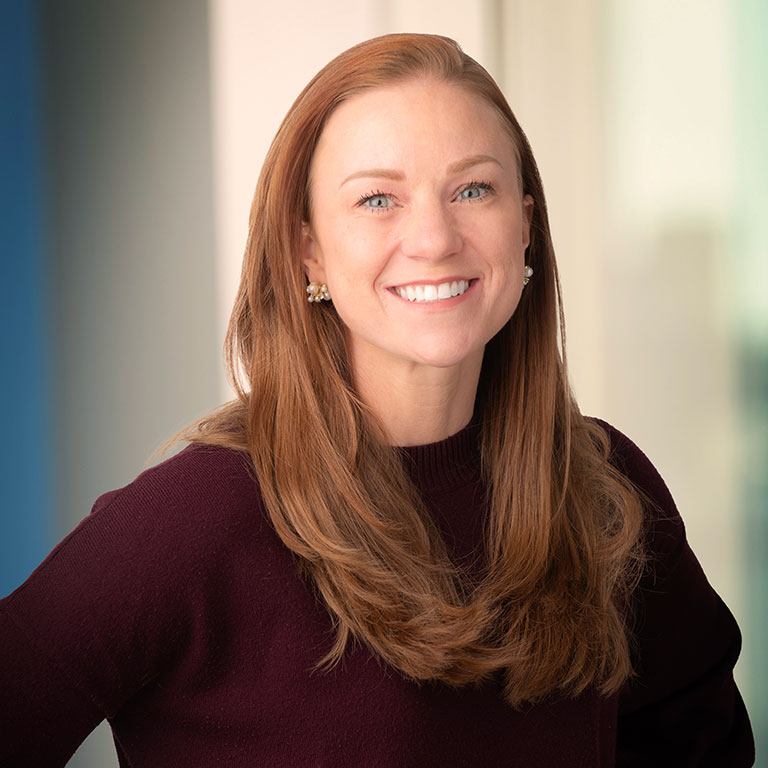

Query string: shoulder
[0,444,272,725]
[585,417,686,566]
[7,444,269,607]
[593,424,755,761]
[587,417,675,511]
[3,443,270,645]
[91,442,263,533]
[99,441,257,503]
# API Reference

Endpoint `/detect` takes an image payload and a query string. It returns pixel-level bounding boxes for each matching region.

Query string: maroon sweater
[0,421,754,766]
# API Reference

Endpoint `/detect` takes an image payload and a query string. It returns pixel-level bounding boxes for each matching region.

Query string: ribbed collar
[399,420,481,493]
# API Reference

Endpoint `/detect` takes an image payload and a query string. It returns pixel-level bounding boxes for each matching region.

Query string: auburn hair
[179,33,646,707]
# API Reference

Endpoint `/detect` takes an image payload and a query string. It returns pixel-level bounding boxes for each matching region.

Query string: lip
[386,277,479,306]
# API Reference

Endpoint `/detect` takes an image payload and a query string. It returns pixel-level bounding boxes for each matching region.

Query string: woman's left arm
[597,421,755,767]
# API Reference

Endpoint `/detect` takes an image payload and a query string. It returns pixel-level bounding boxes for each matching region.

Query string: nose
[399,198,463,261]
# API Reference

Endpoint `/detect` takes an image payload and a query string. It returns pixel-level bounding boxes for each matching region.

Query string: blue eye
[357,191,393,211]
[457,181,494,201]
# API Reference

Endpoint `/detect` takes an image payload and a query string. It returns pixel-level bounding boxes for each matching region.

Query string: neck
[351,348,484,447]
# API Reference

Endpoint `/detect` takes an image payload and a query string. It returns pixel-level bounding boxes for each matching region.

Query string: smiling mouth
[391,279,474,303]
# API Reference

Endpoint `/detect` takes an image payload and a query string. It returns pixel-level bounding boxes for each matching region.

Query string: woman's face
[303,78,533,376]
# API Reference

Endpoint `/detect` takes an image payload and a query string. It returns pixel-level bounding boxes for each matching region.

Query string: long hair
[180,33,645,707]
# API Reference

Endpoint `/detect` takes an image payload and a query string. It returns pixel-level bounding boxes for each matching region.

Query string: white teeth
[394,280,471,302]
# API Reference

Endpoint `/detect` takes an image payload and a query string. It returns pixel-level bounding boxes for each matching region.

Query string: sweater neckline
[399,420,481,493]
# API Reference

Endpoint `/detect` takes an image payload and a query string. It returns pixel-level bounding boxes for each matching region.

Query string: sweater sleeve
[597,422,755,767]
[0,445,253,767]
[0,484,187,766]
[0,602,106,765]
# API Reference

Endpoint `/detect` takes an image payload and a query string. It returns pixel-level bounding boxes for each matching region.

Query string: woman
[0,33,754,766]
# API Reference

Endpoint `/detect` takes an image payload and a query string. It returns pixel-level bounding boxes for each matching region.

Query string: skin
[303,78,533,446]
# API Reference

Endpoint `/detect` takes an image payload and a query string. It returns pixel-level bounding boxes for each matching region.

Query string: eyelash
[356,189,391,211]
[458,179,495,201]
[356,180,495,212]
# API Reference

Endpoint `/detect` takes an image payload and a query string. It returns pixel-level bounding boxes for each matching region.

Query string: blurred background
[2,0,765,764]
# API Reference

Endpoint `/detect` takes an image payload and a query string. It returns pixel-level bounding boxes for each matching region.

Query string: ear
[521,194,534,249]
[301,222,327,284]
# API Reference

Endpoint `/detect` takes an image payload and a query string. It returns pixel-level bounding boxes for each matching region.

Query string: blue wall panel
[0,0,53,595]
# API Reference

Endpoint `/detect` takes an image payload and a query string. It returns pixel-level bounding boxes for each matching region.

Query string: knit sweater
[0,420,755,767]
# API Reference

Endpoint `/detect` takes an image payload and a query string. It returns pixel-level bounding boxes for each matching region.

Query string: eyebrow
[339,154,502,188]
[340,168,405,187]
[447,154,502,175]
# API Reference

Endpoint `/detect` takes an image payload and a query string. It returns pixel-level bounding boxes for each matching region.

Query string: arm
[0,604,106,766]
[0,483,186,766]
[597,422,755,767]
[0,446,224,766]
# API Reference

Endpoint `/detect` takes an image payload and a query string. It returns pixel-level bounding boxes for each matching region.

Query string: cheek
[481,216,526,257]
[327,247,389,292]
[488,289,524,341]
[489,255,525,317]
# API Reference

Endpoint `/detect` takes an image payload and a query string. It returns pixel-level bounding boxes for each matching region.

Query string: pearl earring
[523,265,533,286]
[306,282,331,302]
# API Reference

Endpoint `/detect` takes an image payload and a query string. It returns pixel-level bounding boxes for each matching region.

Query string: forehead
[310,78,519,180]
